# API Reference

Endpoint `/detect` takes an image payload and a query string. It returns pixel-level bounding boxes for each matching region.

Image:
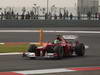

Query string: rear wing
[62,35,78,40]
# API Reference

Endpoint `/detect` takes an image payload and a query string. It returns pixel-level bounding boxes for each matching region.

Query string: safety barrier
[0,20,100,27]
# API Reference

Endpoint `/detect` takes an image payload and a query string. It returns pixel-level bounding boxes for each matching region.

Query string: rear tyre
[54,46,64,59]
[75,43,85,56]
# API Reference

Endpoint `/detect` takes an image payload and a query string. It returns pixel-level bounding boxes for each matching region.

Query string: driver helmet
[56,34,62,41]
[54,39,60,44]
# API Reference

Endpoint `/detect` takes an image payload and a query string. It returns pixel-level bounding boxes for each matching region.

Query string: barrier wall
[0,20,100,28]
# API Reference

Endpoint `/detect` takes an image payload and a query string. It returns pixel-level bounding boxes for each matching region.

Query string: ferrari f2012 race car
[22,34,85,59]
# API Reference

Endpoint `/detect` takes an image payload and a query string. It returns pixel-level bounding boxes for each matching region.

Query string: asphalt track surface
[0,27,100,75]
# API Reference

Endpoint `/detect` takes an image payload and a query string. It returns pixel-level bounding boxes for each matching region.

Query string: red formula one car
[23,35,85,59]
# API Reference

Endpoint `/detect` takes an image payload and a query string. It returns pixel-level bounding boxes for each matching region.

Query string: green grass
[0,44,29,53]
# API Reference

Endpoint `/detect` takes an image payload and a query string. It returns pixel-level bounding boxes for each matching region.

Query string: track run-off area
[0,27,100,75]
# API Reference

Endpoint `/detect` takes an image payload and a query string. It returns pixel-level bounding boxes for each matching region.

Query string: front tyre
[54,46,64,59]
[75,43,85,56]
[28,44,40,56]
[28,44,37,52]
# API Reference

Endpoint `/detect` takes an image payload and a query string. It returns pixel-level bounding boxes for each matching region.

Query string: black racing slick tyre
[22,52,26,57]
[28,44,37,52]
[28,44,40,56]
[75,43,85,56]
[54,46,64,59]
[47,46,54,53]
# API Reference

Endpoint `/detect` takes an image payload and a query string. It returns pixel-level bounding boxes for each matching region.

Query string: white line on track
[0,30,38,32]
[0,43,5,45]
[0,30,100,33]
[13,68,76,75]
[0,52,22,55]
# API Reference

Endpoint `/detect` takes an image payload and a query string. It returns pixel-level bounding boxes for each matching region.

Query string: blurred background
[0,0,99,20]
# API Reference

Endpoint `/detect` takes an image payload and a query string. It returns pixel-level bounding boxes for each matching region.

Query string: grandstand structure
[77,0,99,14]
